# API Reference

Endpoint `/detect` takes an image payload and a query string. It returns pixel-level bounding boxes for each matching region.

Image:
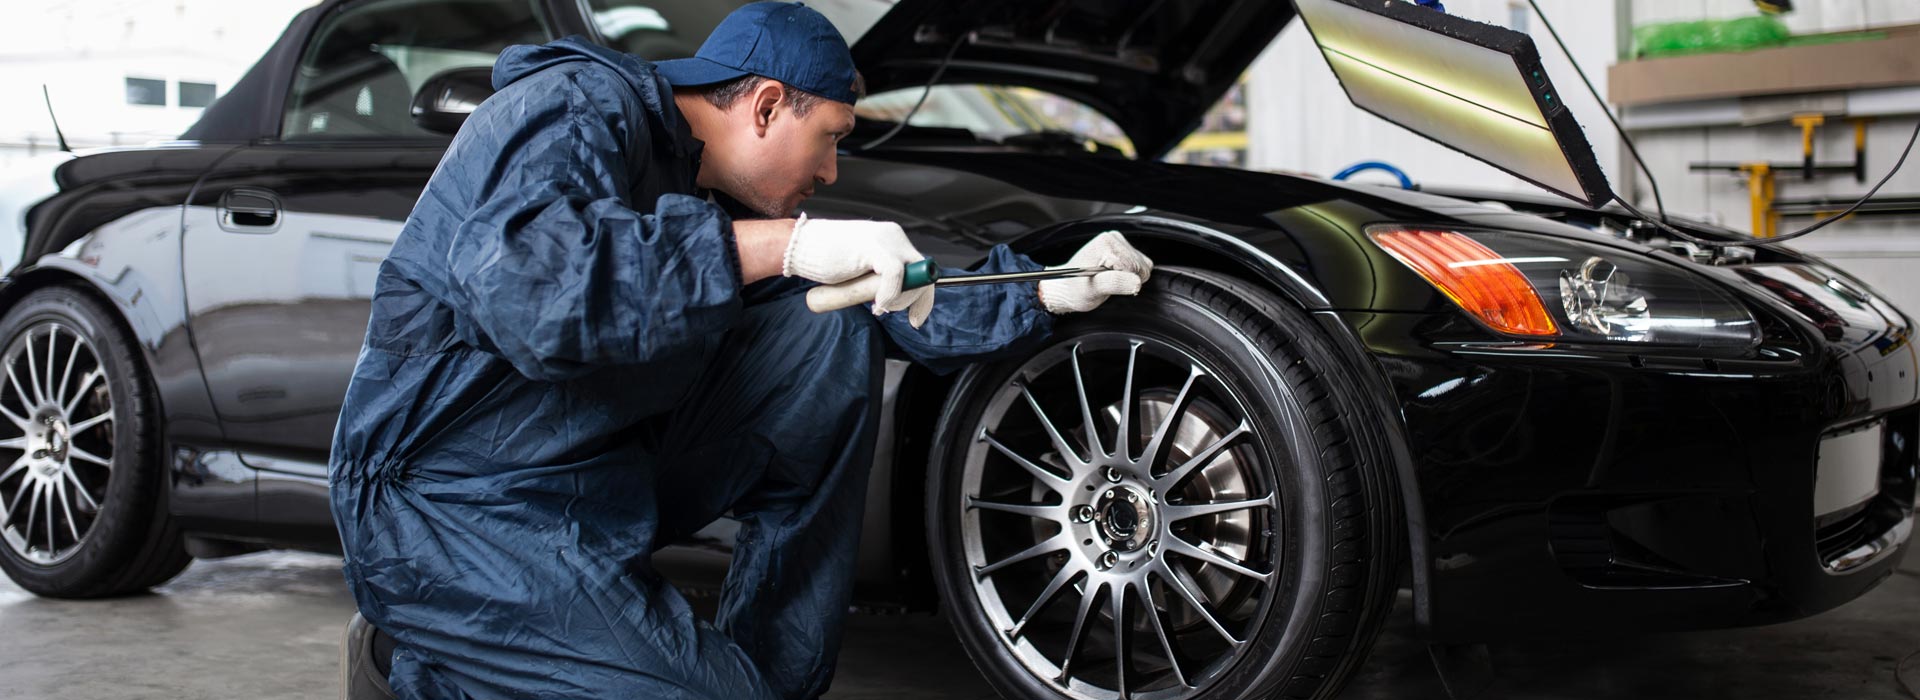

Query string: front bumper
[1346,293,1919,641]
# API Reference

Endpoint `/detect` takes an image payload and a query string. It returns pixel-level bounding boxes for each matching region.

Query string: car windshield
[585,0,1132,154]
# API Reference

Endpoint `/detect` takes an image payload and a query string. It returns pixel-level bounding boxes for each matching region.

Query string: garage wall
[1617,0,1920,315]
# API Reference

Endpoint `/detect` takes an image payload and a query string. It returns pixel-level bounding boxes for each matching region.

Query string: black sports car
[1,1,1913,699]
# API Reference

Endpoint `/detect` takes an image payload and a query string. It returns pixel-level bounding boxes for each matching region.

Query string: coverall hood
[493,35,694,156]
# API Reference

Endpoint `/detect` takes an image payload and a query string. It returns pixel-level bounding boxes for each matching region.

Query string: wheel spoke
[1163,494,1275,522]
[66,411,111,435]
[0,436,28,451]
[1056,581,1104,682]
[1069,344,1105,458]
[6,364,35,413]
[980,431,1068,490]
[0,455,27,484]
[1007,564,1078,640]
[4,477,31,525]
[1111,341,1141,461]
[67,445,111,469]
[53,477,80,543]
[22,480,42,550]
[976,534,1069,579]
[1111,580,1131,698]
[0,402,28,432]
[1136,579,1190,689]
[1020,382,1084,466]
[1139,366,1201,469]
[63,370,102,417]
[1156,420,1250,487]
[61,470,98,512]
[1167,537,1271,582]
[43,480,55,553]
[1156,561,1242,646]
[23,329,45,406]
[54,334,80,409]
[42,327,57,405]
[966,496,1057,520]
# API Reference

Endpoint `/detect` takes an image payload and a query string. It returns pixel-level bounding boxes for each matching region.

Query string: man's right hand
[779,216,935,326]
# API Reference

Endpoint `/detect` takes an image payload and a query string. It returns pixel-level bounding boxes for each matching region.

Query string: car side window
[282,0,551,140]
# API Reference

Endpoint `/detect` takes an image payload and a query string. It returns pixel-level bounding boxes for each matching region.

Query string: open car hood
[850,0,1295,158]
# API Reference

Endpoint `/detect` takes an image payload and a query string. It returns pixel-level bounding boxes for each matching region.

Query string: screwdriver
[805,258,1102,313]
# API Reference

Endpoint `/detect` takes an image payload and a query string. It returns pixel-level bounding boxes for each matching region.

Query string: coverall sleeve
[879,245,1055,375]
[442,72,741,382]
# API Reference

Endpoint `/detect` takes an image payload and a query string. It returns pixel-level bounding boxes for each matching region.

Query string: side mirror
[411,67,496,135]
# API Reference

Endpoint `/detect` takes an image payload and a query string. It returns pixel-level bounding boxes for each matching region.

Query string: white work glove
[1038,231,1154,314]
[782,214,936,327]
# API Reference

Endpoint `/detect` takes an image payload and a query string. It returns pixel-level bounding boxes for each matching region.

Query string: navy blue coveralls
[328,38,1053,700]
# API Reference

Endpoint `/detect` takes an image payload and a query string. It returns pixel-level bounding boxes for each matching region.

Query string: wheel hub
[25,412,69,479]
[1094,484,1154,552]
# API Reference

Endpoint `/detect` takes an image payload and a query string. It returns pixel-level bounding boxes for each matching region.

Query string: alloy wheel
[0,322,115,566]
[959,333,1281,699]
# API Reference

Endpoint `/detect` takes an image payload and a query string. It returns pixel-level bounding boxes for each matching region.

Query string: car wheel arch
[1,265,167,372]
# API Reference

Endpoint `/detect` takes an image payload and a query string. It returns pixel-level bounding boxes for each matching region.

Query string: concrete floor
[0,551,1916,699]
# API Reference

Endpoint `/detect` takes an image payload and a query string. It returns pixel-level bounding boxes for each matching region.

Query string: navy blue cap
[653,2,860,105]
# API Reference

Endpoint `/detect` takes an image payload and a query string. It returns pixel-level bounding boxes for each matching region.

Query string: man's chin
[710,190,792,220]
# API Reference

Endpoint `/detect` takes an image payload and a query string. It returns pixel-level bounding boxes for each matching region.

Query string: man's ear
[748,80,786,138]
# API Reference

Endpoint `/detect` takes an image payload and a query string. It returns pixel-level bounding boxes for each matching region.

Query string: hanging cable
[1526,0,1919,247]
[857,32,969,152]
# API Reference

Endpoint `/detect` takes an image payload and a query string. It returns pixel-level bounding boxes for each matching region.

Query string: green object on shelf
[1633,15,1791,58]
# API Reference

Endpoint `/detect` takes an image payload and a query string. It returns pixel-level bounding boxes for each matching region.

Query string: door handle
[218,187,281,232]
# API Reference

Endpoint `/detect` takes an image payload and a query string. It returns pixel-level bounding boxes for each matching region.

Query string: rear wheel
[0,285,188,597]
[928,267,1403,699]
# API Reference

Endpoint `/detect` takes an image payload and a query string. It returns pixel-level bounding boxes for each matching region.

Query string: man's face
[701,82,855,218]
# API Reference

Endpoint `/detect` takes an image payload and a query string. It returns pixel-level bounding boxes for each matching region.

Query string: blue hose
[1332,161,1415,189]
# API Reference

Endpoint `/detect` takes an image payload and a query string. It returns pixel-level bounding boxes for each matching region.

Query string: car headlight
[1368,226,1758,347]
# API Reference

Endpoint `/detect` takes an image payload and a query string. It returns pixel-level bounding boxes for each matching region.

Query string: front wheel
[927,267,1404,699]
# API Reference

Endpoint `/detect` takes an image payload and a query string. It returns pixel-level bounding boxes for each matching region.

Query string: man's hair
[694,72,866,118]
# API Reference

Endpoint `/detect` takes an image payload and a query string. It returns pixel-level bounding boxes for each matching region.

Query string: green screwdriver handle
[902,258,940,290]
[804,258,940,313]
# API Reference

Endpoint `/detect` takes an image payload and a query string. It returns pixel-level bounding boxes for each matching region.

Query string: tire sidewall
[0,286,160,596]
[927,269,1364,700]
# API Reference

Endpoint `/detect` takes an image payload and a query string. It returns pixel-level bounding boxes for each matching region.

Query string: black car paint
[3,0,1914,643]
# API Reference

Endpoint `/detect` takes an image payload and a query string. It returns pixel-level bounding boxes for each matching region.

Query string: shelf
[1608,24,1920,108]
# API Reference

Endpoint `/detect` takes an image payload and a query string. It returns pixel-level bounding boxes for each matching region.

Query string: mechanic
[327,3,1152,699]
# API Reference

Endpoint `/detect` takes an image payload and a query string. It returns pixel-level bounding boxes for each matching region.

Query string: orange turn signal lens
[1369,228,1558,336]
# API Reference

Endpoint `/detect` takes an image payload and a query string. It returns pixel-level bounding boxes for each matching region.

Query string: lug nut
[1105,467,1123,483]
[1125,492,1138,504]
[1071,505,1095,523]
[1098,550,1119,570]
[1147,539,1160,558]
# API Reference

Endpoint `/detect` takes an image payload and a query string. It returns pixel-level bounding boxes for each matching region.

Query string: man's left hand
[1038,231,1154,314]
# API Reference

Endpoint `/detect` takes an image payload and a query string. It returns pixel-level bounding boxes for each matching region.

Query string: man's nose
[816,154,838,187]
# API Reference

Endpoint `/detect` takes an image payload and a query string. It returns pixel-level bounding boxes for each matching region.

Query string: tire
[0,285,189,597]
[927,266,1404,700]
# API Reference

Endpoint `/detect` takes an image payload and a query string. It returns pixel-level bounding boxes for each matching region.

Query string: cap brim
[653,56,752,88]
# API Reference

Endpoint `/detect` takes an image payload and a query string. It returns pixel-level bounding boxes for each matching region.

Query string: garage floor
[1,550,1916,699]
